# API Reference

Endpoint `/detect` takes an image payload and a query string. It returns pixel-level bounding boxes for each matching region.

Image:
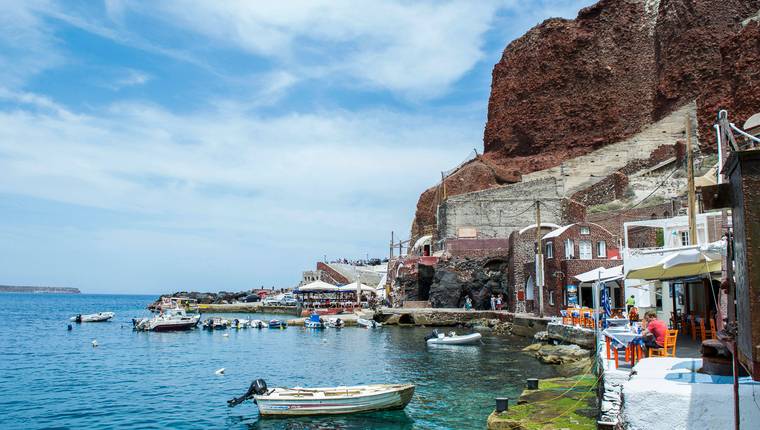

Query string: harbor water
[0,294,557,429]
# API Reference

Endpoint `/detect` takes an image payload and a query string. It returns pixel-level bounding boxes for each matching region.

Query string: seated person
[641,310,667,350]
[629,306,639,322]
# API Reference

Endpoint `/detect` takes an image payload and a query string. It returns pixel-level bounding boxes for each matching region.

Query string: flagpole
[593,270,602,374]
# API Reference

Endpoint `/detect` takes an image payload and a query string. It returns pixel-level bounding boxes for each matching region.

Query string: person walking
[464,296,472,311]
[490,295,496,311]
[626,295,636,313]
[496,294,503,311]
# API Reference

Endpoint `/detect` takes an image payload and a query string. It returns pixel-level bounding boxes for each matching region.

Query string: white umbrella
[338,282,377,294]
[298,280,339,292]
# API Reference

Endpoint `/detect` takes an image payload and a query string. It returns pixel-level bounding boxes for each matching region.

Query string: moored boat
[227,379,415,417]
[250,319,265,329]
[202,317,229,330]
[304,313,325,329]
[70,312,115,323]
[357,318,381,329]
[133,308,200,332]
[425,330,482,345]
[268,320,287,329]
[326,317,345,328]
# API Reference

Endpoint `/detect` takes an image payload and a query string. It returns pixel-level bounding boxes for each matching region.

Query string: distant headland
[0,285,81,294]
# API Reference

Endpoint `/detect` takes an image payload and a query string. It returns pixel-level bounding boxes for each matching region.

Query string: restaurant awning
[626,241,724,280]
[338,282,377,294]
[575,265,624,284]
[296,280,340,293]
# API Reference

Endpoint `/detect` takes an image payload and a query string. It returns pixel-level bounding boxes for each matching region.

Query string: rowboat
[357,318,382,329]
[425,330,482,345]
[228,379,414,417]
[70,312,115,323]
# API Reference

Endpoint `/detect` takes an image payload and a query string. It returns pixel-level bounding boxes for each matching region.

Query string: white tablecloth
[603,328,642,346]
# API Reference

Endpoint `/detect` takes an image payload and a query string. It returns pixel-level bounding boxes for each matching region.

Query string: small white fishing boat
[202,317,230,330]
[132,308,200,331]
[70,312,115,323]
[425,330,482,346]
[250,319,265,329]
[357,318,382,329]
[326,317,345,328]
[228,379,414,416]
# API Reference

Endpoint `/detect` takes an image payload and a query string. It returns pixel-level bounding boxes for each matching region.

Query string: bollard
[495,397,509,413]
[526,378,539,390]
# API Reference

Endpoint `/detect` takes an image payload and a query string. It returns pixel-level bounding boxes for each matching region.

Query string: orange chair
[701,318,717,341]
[560,310,572,325]
[690,316,701,341]
[649,329,679,357]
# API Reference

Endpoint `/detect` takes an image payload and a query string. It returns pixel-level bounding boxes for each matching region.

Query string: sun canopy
[338,282,377,294]
[296,280,339,293]
[575,265,624,284]
[626,241,724,280]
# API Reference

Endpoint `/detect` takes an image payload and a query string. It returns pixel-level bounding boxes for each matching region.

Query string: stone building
[507,223,560,314]
[524,222,621,316]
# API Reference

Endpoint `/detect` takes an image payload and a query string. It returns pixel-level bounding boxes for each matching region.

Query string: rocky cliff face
[411,0,760,239]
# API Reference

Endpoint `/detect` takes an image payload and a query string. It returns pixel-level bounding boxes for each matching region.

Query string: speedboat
[70,312,115,323]
[202,317,229,330]
[228,379,415,417]
[132,308,200,332]
[326,317,345,328]
[250,320,265,329]
[425,330,482,345]
[268,320,287,329]
[304,313,325,329]
[357,318,381,329]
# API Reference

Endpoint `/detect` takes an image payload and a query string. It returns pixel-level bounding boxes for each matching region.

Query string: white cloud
[0,95,476,243]
[110,69,152,90]
[138,0,504,99]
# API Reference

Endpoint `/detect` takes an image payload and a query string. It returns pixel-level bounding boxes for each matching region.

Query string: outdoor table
[603,328,644,366]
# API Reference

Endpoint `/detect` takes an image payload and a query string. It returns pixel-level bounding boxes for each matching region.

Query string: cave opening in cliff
[418,264,435,301]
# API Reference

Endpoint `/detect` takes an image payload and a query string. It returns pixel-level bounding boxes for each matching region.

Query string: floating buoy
[92,340,98,347]
[215,368,225,375]
[67,324,72,331]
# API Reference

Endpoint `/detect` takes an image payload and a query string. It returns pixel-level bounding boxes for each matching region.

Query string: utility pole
[535,200,544,317]
[686,116,698,245]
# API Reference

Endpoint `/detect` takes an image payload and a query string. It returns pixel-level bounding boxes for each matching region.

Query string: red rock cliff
[411,0,760,240]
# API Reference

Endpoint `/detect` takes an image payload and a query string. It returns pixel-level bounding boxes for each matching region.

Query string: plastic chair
[649,329,679,357]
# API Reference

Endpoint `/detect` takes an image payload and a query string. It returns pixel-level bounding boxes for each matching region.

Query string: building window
[545,241,554,258]
[597,241,607,258]
[680,231,690,246]
[549,290,554,306]
[580,226,590,235]
[564,239,574,258]
[579,240,592,260]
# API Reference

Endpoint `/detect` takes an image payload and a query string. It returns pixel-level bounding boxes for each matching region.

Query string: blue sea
[0,294,557,429]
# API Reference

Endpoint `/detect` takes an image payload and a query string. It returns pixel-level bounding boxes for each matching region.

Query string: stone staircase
[523,103,696,196]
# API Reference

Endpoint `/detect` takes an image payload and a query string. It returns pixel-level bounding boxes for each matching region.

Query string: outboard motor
[424,329,439,341]
[74,314,82,323]
[228,379,268,407]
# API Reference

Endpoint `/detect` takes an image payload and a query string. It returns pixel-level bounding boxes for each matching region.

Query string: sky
[0,0,594,294]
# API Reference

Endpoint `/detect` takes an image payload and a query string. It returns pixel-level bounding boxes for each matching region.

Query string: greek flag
[600,283,611,328]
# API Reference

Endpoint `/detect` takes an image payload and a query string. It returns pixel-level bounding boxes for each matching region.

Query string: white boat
[304,313,325,329]
[228,379,414,416]
[132,308,200,332]
[425,330,482,345]
[357,318,382,329]
[250,320,265,329]
[326,317,345,328]
[202,317,230,330]
[231,318,250,329]
[70,312,115,323]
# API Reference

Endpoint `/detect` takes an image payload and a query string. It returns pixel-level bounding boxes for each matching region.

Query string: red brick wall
[316,262,350,285]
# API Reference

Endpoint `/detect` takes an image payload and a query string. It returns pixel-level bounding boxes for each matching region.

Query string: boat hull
[151,320,199,332]
[255,384,414,417]
[426,333,482,345]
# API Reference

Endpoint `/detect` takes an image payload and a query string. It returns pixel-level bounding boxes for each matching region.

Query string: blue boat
[268,319,287,329]
[304,313,325,329]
